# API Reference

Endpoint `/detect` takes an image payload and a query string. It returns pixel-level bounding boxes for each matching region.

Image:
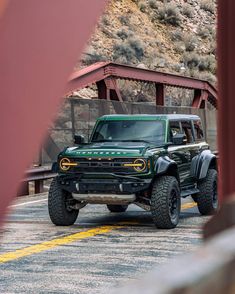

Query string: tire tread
[197,169,218,215]
[48,178,78,226]
[151,176,180,229]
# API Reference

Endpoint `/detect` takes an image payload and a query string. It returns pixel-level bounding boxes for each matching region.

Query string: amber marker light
[147,159,151,169]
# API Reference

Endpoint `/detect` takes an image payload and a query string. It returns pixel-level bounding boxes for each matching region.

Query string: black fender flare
[154,156,179,182]
[191,150,217,180]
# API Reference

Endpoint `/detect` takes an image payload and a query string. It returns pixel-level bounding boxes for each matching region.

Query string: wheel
[196,169,218,215]
[48,178,79,226]
[150,176,181,229]
[107,204,128,213]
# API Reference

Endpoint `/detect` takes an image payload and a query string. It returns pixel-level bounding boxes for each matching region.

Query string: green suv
[48,114,218,229]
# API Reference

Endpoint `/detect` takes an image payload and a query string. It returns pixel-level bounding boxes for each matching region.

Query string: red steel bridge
[66,62,217,109]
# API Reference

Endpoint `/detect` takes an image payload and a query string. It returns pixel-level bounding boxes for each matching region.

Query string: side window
[193,120,204,141]
[181,121,194,144]
[169,121,181,142]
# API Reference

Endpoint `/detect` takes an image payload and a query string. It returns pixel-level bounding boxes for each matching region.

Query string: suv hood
[63,141,154,157]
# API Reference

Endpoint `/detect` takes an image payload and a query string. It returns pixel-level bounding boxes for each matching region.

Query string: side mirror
[172,133,187,145]
[74,135,85,145]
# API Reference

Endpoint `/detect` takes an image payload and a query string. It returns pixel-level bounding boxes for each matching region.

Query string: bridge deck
[0,194,209,293]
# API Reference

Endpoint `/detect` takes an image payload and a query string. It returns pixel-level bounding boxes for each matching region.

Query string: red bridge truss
[66,62,217,109]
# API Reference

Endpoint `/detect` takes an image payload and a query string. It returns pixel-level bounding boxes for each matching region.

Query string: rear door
[168,119,195,187]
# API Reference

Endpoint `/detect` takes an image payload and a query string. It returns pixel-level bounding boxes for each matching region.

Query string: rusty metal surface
[66,62,217,108]
[202,0,235,238]
[217,0,235,200]
[0,0,107,226]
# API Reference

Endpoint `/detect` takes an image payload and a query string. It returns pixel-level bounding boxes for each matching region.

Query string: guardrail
[18,166,56,196]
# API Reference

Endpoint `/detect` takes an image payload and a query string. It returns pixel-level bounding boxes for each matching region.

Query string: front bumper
[58,173,152,195]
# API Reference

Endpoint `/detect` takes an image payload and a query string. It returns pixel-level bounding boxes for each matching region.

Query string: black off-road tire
[196,169,218,215]
[151,176,181,229]
[48,178,79,226]
[107,204,128,213]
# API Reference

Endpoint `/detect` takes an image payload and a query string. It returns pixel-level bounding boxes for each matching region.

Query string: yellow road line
[0,225,123,264]
[0,202,197,264]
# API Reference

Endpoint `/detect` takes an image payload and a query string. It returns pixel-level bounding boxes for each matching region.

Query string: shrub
[183,35,198,52]
[148,0,157,9]
[183,53,216,78]
[82,51,106,65]
[197,71,217,85]
[209,43,216,55]
[129,38,144,60]
[198,27,211,39]
[113,43,135,62]
[182,3,194,18]
[116,28,133,40]
[138,1,147,12]
[171,29,183,41]
[158,3,181,26]
[198,55,216,74]
[198,56,210,71]
[183,52,200,69]
[113,37,145,63]
[200,0,215,13]
[119,15,129,26]
[207,55,216,74]
[174,42,186,54]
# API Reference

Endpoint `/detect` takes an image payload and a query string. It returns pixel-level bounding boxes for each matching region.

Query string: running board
[181,188,199,198]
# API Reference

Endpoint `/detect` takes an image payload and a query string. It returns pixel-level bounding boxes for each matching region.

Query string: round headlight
[59,158,71,171]
[134,158,146,172]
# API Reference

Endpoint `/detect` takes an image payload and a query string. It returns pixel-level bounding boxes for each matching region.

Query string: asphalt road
[0,194,210,294]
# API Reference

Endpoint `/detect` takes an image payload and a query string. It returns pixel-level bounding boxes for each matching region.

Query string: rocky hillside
[77,0,217,105]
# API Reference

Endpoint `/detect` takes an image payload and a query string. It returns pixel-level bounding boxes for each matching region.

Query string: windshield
[91,120,166,144]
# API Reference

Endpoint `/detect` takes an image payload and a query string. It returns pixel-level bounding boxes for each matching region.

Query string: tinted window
[91,120,166,144]
[181,121,194,143]
[193,120,204,141]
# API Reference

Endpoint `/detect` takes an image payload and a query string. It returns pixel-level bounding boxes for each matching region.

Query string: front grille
[68,157,138,174]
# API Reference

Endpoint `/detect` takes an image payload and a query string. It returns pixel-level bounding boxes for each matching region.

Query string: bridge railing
[19,166,56,196]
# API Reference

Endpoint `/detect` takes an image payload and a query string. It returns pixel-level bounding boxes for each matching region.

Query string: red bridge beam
[66,62,217,109]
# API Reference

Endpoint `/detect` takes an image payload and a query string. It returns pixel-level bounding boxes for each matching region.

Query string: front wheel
[48,178,79,226]
[107,204,128,213]
[196,169,218,215]
[151,176,181,229]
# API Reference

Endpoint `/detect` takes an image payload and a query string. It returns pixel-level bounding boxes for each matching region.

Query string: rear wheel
[151,176,181,229]
[48,178,79,226]
[196,169,218,215]
[107,204,128,213]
